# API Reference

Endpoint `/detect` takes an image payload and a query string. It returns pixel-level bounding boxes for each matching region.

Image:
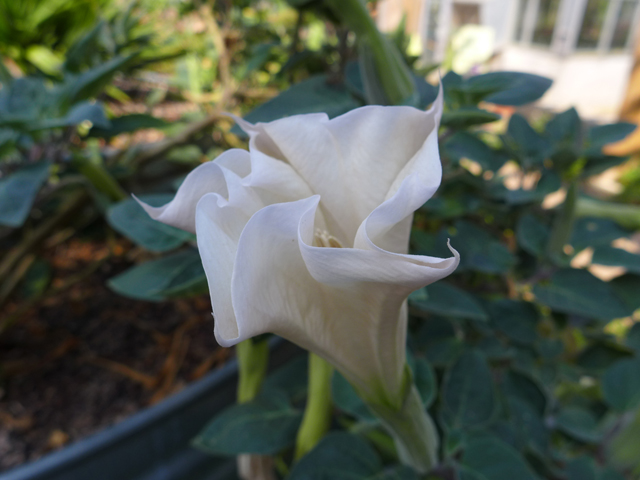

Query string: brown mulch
[0,239,229,473]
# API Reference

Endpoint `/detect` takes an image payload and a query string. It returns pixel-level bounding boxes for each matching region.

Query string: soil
[0,238,229,473]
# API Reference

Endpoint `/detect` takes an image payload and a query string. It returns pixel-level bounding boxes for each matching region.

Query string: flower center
[313,229,343,248]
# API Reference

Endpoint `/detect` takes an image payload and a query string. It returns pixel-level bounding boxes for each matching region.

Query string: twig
[149,316,201,404]
[87,357,159,390]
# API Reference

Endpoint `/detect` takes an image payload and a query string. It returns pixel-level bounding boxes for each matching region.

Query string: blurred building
[376,0,640,120]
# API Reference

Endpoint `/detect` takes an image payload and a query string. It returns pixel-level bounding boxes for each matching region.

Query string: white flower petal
[235,90,443,246]
[218,194,457,403]
[135,149,250,233]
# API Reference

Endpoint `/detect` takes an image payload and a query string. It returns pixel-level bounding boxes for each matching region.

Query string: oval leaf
[442,350,496,429]
[192,389,302,456]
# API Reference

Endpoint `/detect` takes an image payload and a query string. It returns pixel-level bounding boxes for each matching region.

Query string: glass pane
[577,0,610,49]
[533,0,562,45]
[425,0,441,51]
[611,0,638,49]
[514,0,528,41]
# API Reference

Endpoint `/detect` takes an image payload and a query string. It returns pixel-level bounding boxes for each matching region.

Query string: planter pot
[0,339,301,480]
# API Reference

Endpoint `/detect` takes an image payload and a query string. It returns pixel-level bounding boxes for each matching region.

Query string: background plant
[1,0,640,479]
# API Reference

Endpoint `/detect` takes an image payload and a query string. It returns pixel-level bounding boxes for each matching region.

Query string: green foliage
[460,434,539,480]
[106,195,192,252]
[1,1,639,478]
[193,388,302,456]
[533,269,631,322]
[601,359,640,412]
[442,70,552,108]
[442,351,496,429]
[410,282,488,322]
[240,75,361,126]
[288,432,419,480]
[0,161,50,227]
[107,249,206,301]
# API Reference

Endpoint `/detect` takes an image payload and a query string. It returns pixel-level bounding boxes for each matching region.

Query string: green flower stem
[576,196,640,231]
[365,385,438,473]
[73,156,127,202]
[546,181,577,262]
[236,337,269,404]
[236,339,274,480]
[295,353,334,460]
[323,0,417,106]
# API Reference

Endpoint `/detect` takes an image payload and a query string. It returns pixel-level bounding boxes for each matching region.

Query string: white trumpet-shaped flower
[138,89,459,407]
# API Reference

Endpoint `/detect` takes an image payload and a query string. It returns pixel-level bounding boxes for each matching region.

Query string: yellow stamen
[313,229,343,248]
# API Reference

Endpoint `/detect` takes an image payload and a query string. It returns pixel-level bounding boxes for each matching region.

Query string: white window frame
[516,0,640,53]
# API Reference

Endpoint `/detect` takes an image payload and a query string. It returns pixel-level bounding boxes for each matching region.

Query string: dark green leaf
[587,122,636,153]
[477,337,515,361]
[332,371,377,423]
[626,322,640,351]
[420,194,481,219]
[442,351,496,429]
[425,337,464,368]
[444,132,507,171]
[107,194,192,252]
[592,246,640,274]
[0,77,46,127]
[503,370,547,415]
[488,300,539,346]
[65,54,136,104]
[288,432,382,480]
[64,21,105,72]
[413,357,437,408]
[516,214,549,257]
[239,75,360,131]
[533,269,631,321]
[555,406,602,443]
[160,255,207,298]
[192,389,302,455]
[545,107,581,146]
[507,114,550,167]
[490,171,561,205]
[414,75,438,108]
[566,456,597,480]
[601,358,640,412]
[374,466,420,480]
[610,274,640,313]
[461,434,538,480]
[476,72,553,106]
[451,221,516,274]
[37,101,110,130]
[599,467,626,480]
[107,249,202,301]
[0,162,50,228]
[263,356,308,403]
[570,218,629,251]
[506,396,549,454]
[90,113,168,138]
[441,108,500,129]
[577,341,634,371]
[411,282,488,321]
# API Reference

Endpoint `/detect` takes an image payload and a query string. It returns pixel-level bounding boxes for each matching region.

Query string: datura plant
[137,89,459,471]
